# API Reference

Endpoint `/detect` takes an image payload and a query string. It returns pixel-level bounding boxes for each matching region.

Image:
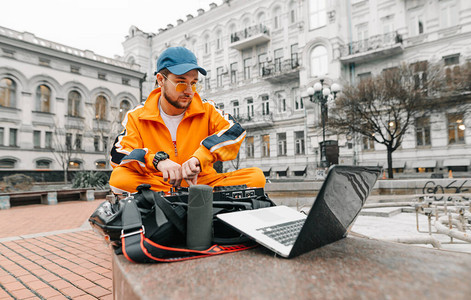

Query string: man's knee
[244,167,266,188]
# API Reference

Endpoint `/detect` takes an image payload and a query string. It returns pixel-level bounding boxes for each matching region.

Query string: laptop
[217,165,382,258]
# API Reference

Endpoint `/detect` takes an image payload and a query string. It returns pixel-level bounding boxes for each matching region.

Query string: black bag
[89,184,275,263]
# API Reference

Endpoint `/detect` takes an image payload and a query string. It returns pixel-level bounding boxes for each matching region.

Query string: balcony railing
[236,112,273,129]
[339,32,404,64]
[230,24,270,51]
[261,58,301,83]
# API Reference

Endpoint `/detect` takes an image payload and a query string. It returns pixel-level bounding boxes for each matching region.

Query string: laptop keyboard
[256,219,305,246]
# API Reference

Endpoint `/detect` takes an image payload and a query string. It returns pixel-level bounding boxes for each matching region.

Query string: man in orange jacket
[109,47,265,194]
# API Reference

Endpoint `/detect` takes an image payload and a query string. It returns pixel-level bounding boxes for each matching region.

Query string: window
[95,95,107,120]
[75,134,82,150]
[295,131,305,155]
[382,16,394,35]
[94,135,100,151]
[246,136,254,158]
[409,14,424,36]
[262,134,270,157]
[448,113,465,144]
[310,46,328,77]
[293,88,303,110]
[34,131,41,148]
[119,100,131,121]
[9,128,17,147]
[277,133,287,156]
[216,103,224,111]
[274,48,283,73]
[0,159,15,168]
[247,98,254,118]
[289,1,297,24]
[444,54,460,86]
[440,1,458,29]
[416,116,431,146]
[217,67,224,87]
[232,101,239,118]
[36,160,51,169]
[36,84,51,113]
[258,53,268,76]
[244,58,251,80]
[273,7,282,29]
[0,127,3,146]
[309,0,326,29]
[412,61,428,90]
[358,72,372,83]
[0,78,16,107]
[96,161,107,169]
[98,73,107,80]
[68,91,81,117]
[66,133,72,150]
[68,161,81,169]
[262,95,270,116]
[45,131,52,149]
[356,23,369,49]
[276,92,286,113]
[103,136,109,152]
[291,44,299,68]
[70,65,80,74]
[363,136,375,150]
[205,70,211,90]
[216,31,222,50]
[230,62,238,84]
[39,57,50,67]
[204,36,210,54]
[122,78,130,85]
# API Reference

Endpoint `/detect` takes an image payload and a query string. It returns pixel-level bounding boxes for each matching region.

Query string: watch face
[156,151,169,161]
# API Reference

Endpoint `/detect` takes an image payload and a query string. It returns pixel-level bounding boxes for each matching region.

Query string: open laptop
[217,165,382,258]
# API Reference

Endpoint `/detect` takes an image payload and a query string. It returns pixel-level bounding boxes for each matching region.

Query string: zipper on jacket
[173,141,178,157]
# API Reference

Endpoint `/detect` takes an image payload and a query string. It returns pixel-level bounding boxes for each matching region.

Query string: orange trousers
[109,166,266,194]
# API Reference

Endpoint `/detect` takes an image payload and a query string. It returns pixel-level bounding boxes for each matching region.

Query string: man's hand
[156,159,183,187]
[182,157,201,186]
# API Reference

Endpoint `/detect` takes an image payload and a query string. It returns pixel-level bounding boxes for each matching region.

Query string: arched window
[68,160,81,169]
[68,90,81,117]
[310,46,328,77]
[257,12,266,26]
[273,7,282,29]
[36,159,51,169]
[95,95,107,120]
[127,56,135,65]
[0,158,16,168]
[204,35,210,54]
[289,1,297,24]
[216,30,223,50]
[0,78,16,108]
[36,84,51,112]
[95,160,107,169]
[119,100,131,121]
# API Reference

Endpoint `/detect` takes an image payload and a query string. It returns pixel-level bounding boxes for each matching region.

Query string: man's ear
[156,73,164,87]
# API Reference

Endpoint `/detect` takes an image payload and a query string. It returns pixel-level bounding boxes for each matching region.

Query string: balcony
[65,115,85,130]
[237,112,273,129]
[339,32,404,64]
[230,24,270,51]
[261,58,301,84]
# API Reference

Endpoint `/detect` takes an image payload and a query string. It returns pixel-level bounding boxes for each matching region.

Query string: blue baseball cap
[156,47,207,76]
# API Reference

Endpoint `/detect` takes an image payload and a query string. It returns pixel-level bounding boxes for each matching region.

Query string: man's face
[161,70,199,110]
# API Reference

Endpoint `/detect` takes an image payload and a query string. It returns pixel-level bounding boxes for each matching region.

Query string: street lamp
[307,79,341,168]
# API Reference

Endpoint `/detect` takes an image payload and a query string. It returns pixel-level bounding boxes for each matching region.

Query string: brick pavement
[0,200,112,299]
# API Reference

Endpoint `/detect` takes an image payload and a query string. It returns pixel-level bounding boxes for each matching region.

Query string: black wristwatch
[153,151,169,170]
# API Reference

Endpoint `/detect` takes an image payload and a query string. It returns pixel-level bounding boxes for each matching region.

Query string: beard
[163,89,192,110]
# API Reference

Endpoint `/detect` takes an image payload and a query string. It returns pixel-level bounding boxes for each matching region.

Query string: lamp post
[307,79,341,168]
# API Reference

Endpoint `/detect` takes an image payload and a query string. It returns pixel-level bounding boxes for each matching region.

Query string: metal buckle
[120,226,145,239]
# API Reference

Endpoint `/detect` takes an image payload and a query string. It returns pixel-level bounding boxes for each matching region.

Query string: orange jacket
[110,88,245,177]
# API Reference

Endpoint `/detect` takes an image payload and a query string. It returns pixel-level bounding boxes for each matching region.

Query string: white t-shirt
[159,101,184,144]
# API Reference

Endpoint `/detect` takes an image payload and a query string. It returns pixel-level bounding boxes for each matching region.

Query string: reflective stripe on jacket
[110,88,245,176]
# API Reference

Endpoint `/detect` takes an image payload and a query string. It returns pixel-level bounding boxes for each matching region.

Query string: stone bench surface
[112,236,471,299]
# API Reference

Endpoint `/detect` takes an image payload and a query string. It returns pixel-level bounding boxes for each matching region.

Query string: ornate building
[0,26,145,174]
[122,0,471,178]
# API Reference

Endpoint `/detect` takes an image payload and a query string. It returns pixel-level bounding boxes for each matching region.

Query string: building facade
[122,0,471,178]
[0,26,145,174]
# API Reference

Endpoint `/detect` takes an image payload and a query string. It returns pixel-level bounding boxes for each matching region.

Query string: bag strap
[120,195,257,263]
[141,189,168,227]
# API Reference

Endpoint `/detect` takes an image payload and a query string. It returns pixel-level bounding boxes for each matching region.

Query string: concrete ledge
[112,237,471,299]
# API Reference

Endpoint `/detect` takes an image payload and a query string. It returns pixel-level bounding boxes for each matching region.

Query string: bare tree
[329,62,444,178]
[49,126,83,183]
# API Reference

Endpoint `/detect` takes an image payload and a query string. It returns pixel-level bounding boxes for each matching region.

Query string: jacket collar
[138,87,205,121]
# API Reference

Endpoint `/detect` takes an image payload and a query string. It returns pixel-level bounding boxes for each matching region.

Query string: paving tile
[60,285,87,298]
[8,288,37,299]
[35,286,63,298]
[86,285,111,298]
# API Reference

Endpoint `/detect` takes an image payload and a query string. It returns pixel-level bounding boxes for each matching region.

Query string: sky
[2,0,220,58]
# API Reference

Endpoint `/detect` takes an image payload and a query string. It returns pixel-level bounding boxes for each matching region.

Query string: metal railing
[339,32,403,57]
[230,24,270,43]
